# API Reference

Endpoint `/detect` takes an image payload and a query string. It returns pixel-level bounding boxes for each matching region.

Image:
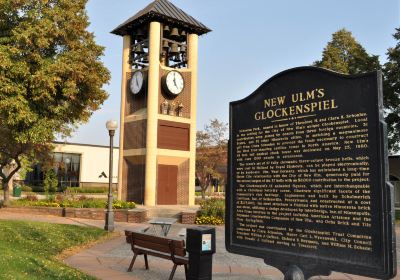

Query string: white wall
[54,143,119,184]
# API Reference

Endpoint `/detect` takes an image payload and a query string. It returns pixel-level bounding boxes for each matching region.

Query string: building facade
[26,142,118,189]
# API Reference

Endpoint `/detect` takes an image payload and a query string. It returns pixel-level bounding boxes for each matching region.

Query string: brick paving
[0,211,399,280]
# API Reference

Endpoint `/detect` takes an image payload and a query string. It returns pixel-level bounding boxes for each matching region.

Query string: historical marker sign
[226,67,396,279]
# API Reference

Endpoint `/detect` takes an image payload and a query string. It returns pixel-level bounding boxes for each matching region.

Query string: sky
[63,0,399,146]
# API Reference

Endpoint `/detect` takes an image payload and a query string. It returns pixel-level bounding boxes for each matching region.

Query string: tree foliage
[314,28,400,152]
[43,169,58,193]
[196,119,228,199]
[0,0,110,203]
[383,28,400,152]
[313,29,380,74]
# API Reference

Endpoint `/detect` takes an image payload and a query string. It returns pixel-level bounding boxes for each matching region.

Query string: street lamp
[105,120,118,232]
[64,158,71,188]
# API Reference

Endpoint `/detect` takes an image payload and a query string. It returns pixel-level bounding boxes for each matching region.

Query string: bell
[133,44,144,54]
[162,40,170,49]
[180,44,187,53]
[136,29,144,36]
[181,54,187,63]
[170,43,179,55]
[170,27,180,39]
[163,25,170,33]
[173,55,181,62]
[180,30,186,38]
[142,55,149,63]
[134,28,145,37]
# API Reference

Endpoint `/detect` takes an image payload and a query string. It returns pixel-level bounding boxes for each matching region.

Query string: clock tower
[111,0,210,206]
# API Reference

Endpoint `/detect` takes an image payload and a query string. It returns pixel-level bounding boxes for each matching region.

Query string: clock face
[130,71,144,95]
[164,71,184,96]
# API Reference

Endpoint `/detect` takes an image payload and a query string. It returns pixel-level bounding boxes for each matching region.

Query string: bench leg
[144,254,149,270]
[127,253,138,272]
[168,264,178,280]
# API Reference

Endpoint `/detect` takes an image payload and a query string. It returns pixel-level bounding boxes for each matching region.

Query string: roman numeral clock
[111,0,210,206]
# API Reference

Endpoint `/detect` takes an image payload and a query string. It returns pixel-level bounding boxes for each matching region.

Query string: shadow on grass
[0,220,109,280]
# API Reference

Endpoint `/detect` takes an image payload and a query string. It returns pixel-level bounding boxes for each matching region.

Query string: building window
[53,153,80,188]
[390,175,400,207]
[25,152,81,188]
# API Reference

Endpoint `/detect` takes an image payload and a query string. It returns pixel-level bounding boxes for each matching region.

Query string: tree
[314,29,381,74]
[196,119,228,199]
[0,0,110,204]
[43,169,58,193]
[383,28,400,152]
[314,28,400,151]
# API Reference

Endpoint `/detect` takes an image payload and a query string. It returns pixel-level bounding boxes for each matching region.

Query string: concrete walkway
[0,211,399,280]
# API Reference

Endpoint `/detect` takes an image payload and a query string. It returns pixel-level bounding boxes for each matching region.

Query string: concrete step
[137,205,199,220]
[147,208,181,219]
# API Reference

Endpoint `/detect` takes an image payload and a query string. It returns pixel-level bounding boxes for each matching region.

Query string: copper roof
[111,0,211,36]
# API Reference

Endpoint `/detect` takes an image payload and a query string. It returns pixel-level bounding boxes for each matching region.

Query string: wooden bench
[125,230,188,280]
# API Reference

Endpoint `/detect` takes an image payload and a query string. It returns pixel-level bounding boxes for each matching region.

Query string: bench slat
[135,239,171,254]
[133,232,185,247]
[134,239,186,257]
[134,246,188,264]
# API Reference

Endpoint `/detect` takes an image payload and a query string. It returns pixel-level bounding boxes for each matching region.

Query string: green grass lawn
[0,220,107,280]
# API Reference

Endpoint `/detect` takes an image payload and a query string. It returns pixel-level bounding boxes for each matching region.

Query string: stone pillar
[144,21,161,206]
[117,35,131,200]
[188,34,199,206]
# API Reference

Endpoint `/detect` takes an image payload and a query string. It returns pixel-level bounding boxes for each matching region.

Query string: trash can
[186,226,216,280]
[13,185,21,197]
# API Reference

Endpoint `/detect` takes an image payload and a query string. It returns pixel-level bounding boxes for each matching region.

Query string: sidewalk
[0,211,399,280]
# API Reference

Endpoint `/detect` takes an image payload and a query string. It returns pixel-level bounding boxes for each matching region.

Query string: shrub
[112,200,136,209]
[195,216,224,225]
[11,197,136,209]
[195,198,225,225]
[57,198,105,209]
[78,195,88,201]
[11,199,60,208]
[35,201,61,207]
[66,187,109,194]
[81,199,107,209]
[31,185,44,192]
[20,185,32,192]
[47,194,56,202]
[198,198,225,220]
[43,170,58,193]
[25,194,38,201]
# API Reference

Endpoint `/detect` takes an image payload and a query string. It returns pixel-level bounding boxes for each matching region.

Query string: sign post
[226,67,396,279]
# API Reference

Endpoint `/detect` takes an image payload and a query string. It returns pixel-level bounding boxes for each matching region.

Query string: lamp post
[64,157,71,189]
[105,120,118,232]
